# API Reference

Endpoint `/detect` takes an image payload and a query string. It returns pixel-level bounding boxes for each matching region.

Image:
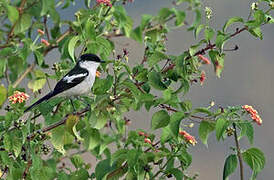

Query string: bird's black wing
[53,66,89,94]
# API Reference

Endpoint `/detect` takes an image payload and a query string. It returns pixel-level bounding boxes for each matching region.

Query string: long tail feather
[24,91,56,113]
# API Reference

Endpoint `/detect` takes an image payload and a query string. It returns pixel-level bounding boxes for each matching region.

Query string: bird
[24,53,105,113]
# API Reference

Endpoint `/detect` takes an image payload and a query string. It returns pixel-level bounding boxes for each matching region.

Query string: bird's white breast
[59,61,100,97]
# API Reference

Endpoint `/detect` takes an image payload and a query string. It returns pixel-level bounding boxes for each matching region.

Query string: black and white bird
[24,53,105,112]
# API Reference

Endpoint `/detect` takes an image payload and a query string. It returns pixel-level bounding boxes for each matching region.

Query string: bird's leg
[70,99,76,113]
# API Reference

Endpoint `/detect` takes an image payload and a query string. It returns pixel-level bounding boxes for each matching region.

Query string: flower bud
[41,39,50,46]
[37,29,45,36]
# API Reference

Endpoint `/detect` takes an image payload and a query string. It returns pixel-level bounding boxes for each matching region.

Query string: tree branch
[27,107,90,140]
[233,123,244,180]
[162,26,249,73]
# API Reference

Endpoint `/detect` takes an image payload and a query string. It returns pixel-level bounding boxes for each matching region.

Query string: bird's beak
[100,60,105,63]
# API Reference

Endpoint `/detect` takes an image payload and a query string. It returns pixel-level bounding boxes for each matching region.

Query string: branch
[162,26,249,73]
[27,107,90,140]
[12,63,35,88]
[22,159,32,179]
[6,0,27,42]
[43,16,50,40]
[233,123,244,180]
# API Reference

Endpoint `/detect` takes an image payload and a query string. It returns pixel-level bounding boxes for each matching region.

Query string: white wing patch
[63,73,88,83]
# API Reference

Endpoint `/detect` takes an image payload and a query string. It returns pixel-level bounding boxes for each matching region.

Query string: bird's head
[79,53,105,63]
[78,53,105,70]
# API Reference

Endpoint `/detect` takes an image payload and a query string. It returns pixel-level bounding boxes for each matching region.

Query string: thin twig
[162,26,248,73]
[233,123,244,180]
[12,63,35,88]
[43,16,50,40]
[22,159,32,179]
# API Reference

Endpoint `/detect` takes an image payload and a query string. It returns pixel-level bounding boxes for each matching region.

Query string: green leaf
[195,24,205,39]
[34,51,44,66]
[27,70,47,92]
[151,110,170,130]
[68,36,79,63]
[204,27,215,41]
[215,31,227,50]
[223,154,238,180]
[199,120,215,146]
[70,155,84,169]
[161,126,173,143]
[169,112,185,136]
[113,6,133,37]
[3,131,23,157]
[248,27,263,40]
[14,13,32,34]
[130,27,142,43]
[0,59,7,78]
[165,168,183,180]
[93,75,113,95]
[6,5,19,24]
[158,8,173,21]
[253,10,265,26]
[148,51,168,67]
[163,88,172,101]
[216,118,230,141]
[223,17,243,32]
[192,108,212,115]
[148,71,167,90]
[82,128,101,150]
[209,50,225,78]
[172,9,186,27]
[41,0,55,16]
[127,149,140,168]
[237,122,254,144]
[51,126,74,154]
[0,84,7,107]
[140,14,153,30]
[242,148,265,174]
[65,115,83,141]
[188,9,201,31]
[95,159,116,180]
[84,21,96,41]
[178,149,192,168]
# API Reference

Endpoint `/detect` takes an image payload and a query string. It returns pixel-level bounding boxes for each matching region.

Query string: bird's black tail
[24,91,56,113]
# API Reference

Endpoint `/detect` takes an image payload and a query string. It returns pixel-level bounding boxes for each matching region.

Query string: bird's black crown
[79,53,104,63]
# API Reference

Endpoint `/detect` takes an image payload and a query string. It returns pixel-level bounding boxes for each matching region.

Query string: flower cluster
[242,105,262,125]
[96,0,112,7]
[8,91,29,104]
[179,131,197,146]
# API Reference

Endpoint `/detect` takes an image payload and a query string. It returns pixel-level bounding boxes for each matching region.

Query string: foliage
[0,0,273,179]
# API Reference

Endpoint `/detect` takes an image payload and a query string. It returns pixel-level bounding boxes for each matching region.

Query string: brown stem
[162,26,248,73]
[43,16,50,40]
[27,107,90,140]
[22,159,32,179]
[12,63,35,88]
[233,123,244,180]
[6,0,27,42]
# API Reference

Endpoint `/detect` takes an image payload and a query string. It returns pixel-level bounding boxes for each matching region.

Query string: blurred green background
[27,0,274,179]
